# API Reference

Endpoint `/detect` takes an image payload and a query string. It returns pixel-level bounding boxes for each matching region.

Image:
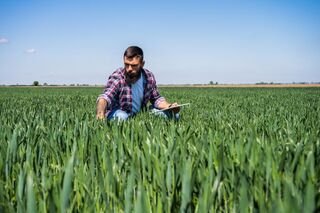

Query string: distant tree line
[255,81,320,85]
[31,81,92,86]
[209,81,218,85]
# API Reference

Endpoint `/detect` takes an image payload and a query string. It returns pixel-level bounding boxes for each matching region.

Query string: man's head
[123,46,145,80]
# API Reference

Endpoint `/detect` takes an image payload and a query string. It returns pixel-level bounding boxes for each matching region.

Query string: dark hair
[124,46,144,61]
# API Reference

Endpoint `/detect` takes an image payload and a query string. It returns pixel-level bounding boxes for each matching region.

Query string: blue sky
[0,0,319,85]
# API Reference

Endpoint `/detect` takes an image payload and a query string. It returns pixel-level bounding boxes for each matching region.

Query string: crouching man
[96,46,180,121]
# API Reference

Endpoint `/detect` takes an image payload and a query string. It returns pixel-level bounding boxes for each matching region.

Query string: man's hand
[168,102,180,113]
[158,101,180,113]
[96,112,105,120]
[96,98,107,120]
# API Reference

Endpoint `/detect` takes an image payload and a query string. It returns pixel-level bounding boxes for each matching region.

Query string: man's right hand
[96,112,105,120]
[96,98,107,120]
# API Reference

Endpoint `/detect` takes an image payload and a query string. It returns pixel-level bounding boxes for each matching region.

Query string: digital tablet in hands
[159,103,190,112]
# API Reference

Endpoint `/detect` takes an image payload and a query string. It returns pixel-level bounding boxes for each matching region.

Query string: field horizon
[1,83,320,88]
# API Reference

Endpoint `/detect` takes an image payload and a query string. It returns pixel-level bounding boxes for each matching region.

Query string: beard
[126,69,141,80]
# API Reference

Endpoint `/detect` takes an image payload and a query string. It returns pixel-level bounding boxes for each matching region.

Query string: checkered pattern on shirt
[98,68,165,117]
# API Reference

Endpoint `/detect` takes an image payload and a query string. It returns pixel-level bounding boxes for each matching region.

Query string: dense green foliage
[0,87,319,212]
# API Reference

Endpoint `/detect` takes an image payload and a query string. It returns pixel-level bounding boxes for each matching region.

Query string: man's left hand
[168,102,180,113]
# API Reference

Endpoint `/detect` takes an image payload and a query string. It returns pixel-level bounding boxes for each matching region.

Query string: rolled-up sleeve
[154,96,165,108]
[97,75,120,106]
[148,75,165,108]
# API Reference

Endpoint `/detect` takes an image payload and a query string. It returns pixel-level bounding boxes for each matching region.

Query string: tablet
[159,103,190,112]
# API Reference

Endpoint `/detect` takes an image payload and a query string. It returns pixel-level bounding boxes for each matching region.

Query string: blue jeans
[107,109,130,121]
[107,107,179,121]
[149,107,180,120]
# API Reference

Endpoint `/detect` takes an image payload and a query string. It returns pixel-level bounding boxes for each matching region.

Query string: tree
[209,81,214,85]
[33,81,39,86]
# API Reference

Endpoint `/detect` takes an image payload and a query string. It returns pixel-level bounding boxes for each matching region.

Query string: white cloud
[0,37,9,44]
[25,48,37,54]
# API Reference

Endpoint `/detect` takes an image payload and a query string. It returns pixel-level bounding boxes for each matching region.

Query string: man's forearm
[157,100,171,109]
[96,98,107,119]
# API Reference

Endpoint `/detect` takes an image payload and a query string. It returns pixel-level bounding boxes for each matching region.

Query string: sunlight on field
[0,87,319,212]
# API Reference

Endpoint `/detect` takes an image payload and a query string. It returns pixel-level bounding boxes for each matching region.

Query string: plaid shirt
[98,67,165,117]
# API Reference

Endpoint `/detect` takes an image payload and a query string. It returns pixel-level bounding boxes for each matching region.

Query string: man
[96,46,180,120]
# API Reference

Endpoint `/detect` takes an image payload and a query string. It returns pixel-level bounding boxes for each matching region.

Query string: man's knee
[150,108,180,120]
[112,110,129,121]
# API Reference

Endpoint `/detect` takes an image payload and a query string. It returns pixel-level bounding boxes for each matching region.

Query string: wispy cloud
[0,37,9,44]
[25,48,37,54]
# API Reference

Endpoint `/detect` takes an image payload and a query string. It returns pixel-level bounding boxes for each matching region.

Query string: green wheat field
[0,87,319,212]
